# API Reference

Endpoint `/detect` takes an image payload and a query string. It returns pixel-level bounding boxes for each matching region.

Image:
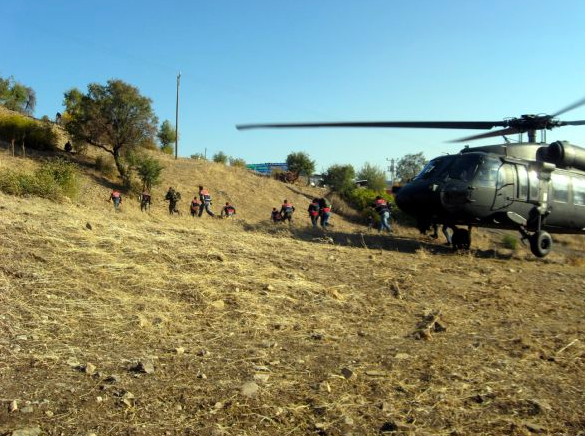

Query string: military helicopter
[237,97,585,257]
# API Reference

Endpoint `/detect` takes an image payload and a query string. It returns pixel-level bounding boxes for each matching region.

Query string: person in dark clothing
[308,198,320,227]
[318,198,331,228]
[221,202,236,218]
[140,190,151,212]
[165,187,180,215]
[198,186,215,217]
[280,199,295,223]
[271,207,282,223]
[431,223,453,245]
[372,195,391,233]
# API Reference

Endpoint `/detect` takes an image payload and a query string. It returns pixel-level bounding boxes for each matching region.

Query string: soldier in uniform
[165,187,181,215]
[198,186,215,217]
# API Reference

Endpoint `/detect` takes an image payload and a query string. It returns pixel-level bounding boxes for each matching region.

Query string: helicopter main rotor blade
[236,121,505,131]
[449,127,521,143]
[551,96,585,118]
[560,120,585,126]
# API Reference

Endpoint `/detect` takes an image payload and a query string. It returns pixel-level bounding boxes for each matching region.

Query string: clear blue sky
[4,0,585,174]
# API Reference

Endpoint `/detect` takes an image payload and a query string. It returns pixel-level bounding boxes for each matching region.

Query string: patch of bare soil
[1,151,585,436]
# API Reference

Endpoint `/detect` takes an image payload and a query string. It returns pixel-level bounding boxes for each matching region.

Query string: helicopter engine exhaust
[545,141,585,172]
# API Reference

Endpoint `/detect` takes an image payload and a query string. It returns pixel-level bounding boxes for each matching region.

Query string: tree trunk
[113,148,129,185]
[11,139,15,157]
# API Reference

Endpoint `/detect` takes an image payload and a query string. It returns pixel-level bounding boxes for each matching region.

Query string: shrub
[213,151,228,164]
[73,140,88,155]
[229,156,246,168]
[137,137,158,151]
[36,159,81,199]
[0,114,57,151]
[160,144,173,155]
[0,159,80,200]
[190,153,206,160]
[502,234,518,250]
[134,154,164,191]
[95,155,116,177]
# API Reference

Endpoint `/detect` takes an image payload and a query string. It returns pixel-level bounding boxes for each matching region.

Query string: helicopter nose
[395,182,440,216]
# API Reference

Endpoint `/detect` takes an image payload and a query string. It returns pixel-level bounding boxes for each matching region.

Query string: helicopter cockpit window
[474,158,500,187]
[446,154,480,182]
[413,157,450,181]
[551,173,569,203]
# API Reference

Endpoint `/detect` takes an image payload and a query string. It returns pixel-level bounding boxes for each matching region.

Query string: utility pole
[386,158,395,187]
[175,72,181,160]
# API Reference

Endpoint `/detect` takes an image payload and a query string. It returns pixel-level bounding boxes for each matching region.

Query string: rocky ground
[1,150,585,436]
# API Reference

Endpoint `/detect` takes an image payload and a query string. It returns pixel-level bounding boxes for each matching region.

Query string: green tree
[396,152,427,183]
[134,154,164,191]
[323,164,355,194]
[357,162,387,192]
[286,151,315,177]
[157,120,176,155]
[62,79,158,185]
[0,74,36,115]
[229,156,246,168]
[213,151,228,164]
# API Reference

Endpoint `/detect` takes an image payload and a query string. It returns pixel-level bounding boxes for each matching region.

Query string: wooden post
[175,72,180,160]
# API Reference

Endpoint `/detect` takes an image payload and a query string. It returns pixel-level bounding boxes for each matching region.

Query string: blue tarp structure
[246,163,288,175]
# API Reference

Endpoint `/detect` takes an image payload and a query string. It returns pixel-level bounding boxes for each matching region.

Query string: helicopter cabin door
[493,163,515,211]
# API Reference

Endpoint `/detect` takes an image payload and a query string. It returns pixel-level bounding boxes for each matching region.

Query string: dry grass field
[1,146,585,436]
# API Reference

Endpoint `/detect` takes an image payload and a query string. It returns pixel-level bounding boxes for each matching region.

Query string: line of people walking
[110,187,393,234]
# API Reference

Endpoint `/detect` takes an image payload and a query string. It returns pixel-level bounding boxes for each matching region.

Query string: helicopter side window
[516,165,528,201]
[528,170,539,201]
[551,173,569,203]
[572,176,585,206]
[497,164,514,190]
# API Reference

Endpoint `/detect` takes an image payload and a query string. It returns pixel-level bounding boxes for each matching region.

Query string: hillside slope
[1,148,585,435]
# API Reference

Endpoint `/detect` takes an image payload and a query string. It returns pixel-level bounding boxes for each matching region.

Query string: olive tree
[286,151,315,177]
[323,164,355,194]
[396,152,427,183]
[63,79,158,185]
[0,74,36,115]
[357,162,387,192]
[157,120,176,155]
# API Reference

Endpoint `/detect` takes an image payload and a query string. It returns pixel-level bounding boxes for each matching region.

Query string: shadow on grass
[242,221,522,259]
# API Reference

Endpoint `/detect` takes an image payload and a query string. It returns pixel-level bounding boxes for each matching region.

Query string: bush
[160,144,173,155]
[134,154,164,191]
[36,159,80,199]
[0,159,80,200]
[213,151,228,164]
[229,156,246,168]
[95,155,116,177]
[502,234,518,250]
[190,153,206,160]
[345,188,393,211]
[0,114,58,151]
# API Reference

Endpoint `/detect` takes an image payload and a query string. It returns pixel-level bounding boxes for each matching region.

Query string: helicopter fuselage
[395,141,585,235]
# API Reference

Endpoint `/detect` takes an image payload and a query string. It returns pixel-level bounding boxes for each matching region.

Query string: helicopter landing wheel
[452,228,471,250]
[529,230,552,258]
